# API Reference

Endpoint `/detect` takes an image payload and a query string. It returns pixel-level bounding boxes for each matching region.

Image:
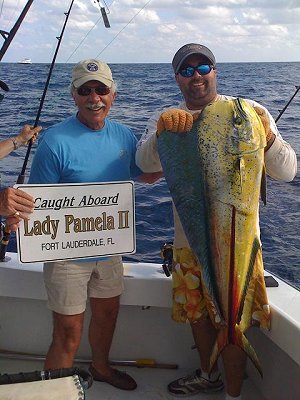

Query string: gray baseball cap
[172,43,216,73]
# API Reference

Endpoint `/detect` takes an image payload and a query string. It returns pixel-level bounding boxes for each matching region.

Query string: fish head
[230,98,266,156]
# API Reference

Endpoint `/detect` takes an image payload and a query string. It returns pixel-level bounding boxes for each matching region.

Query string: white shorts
[43,256,124,315]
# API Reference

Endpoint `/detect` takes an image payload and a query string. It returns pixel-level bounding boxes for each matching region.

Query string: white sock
[209,371,220,381]
[201,371,209,380]
[201,370,219,381]
[225,394,242,400]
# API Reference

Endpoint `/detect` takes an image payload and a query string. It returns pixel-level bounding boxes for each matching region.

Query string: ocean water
[0,62,299,289]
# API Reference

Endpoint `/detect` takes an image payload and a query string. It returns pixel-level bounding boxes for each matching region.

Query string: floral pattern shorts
[171,247,271,332]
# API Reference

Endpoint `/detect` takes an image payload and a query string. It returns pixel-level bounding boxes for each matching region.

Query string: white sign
[15,181,135,263]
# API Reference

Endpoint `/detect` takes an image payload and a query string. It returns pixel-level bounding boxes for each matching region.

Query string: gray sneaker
[167,369,224,396]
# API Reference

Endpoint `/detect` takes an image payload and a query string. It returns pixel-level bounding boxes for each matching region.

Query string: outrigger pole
[0,0,75,261]
[0,0,34,62]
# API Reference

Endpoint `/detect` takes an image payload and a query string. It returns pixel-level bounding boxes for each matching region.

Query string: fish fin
[235,98,248,120]
[260,164,267,205]
[209,328,228,373]
[238,156,245,191]
[238,327,263,378]
[237,237,261,324]
[209,325,263,378]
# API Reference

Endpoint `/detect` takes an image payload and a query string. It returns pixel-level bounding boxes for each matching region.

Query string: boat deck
[0,254,299,399]
[0,359,266,400]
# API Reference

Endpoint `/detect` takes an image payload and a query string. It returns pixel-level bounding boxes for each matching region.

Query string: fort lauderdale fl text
[22,193,131,251]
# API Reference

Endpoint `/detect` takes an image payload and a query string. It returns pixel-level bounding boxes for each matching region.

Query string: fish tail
[209,325,263,378]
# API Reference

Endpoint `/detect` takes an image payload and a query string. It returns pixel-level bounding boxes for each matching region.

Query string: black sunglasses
[77,85,110,96]
[179,64,214,78]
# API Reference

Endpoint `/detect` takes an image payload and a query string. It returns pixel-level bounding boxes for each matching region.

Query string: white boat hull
[0,253,299,399]
[17,59,32,64]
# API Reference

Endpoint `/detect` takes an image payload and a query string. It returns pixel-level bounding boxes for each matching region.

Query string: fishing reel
[0,219,11,262]
[0,80,9,103]
[0,220,4,242]
[160,242,174,277]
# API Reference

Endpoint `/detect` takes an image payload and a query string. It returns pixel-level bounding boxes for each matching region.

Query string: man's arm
[264,137,297,182]
[137,101,297,182]
[136,110,164,173]
[136,107,193,173]
[252,101,297,182]
[0,125,41,160]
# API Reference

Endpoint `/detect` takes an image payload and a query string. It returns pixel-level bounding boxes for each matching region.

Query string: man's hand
[0,187,34,218]
[16,124,42,147]
[5,216,21,232]
[0,188,35,232]
[137,171,164,184]
[254,106,275,150]
[156,109,193,136]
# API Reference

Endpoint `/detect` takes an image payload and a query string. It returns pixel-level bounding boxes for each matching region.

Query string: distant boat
[18,58,32,64]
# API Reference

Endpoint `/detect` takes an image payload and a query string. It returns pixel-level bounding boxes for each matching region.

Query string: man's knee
[90,296,120,320]
[52,313,84,353]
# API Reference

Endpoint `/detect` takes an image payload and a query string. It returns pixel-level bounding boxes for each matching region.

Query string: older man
[29,59,158,391]
[136,44,297,400]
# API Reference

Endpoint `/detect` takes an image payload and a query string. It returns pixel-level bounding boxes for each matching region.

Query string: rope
[0,0,21,31]
[66,14,103,62]
[96,0,152,58]
[66,0,152,61]
[0,0,4,19]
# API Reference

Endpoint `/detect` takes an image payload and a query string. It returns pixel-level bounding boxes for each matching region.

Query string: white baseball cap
[71,59,113,88]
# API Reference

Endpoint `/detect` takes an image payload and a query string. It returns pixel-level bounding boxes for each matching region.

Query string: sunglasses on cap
[178,64,214,78]
[76,85,110,96]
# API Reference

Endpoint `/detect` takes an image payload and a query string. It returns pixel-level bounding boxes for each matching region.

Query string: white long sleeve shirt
[135,95,297,247]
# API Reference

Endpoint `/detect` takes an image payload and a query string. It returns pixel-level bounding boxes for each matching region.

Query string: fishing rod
[0,0,75,262]
[0,0,34,61]
[18,0,75,184]
[275,85,300,123]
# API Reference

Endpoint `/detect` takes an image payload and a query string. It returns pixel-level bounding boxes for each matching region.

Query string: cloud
[0,0,299,63]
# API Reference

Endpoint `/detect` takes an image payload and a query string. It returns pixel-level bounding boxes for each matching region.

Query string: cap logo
[87,62,98,72]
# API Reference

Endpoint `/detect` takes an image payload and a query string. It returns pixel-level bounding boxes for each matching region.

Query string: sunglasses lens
[95,87,110,95]
[77,87,91,96]
[77,86,110,96]
[179,66,195,77]
[179,64,213,77]
[198,65,212,75]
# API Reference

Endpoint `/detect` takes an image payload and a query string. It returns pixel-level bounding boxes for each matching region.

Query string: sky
[0,0,300,64]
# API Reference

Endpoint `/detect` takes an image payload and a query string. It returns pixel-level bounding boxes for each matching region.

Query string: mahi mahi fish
[157,98,268,376]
